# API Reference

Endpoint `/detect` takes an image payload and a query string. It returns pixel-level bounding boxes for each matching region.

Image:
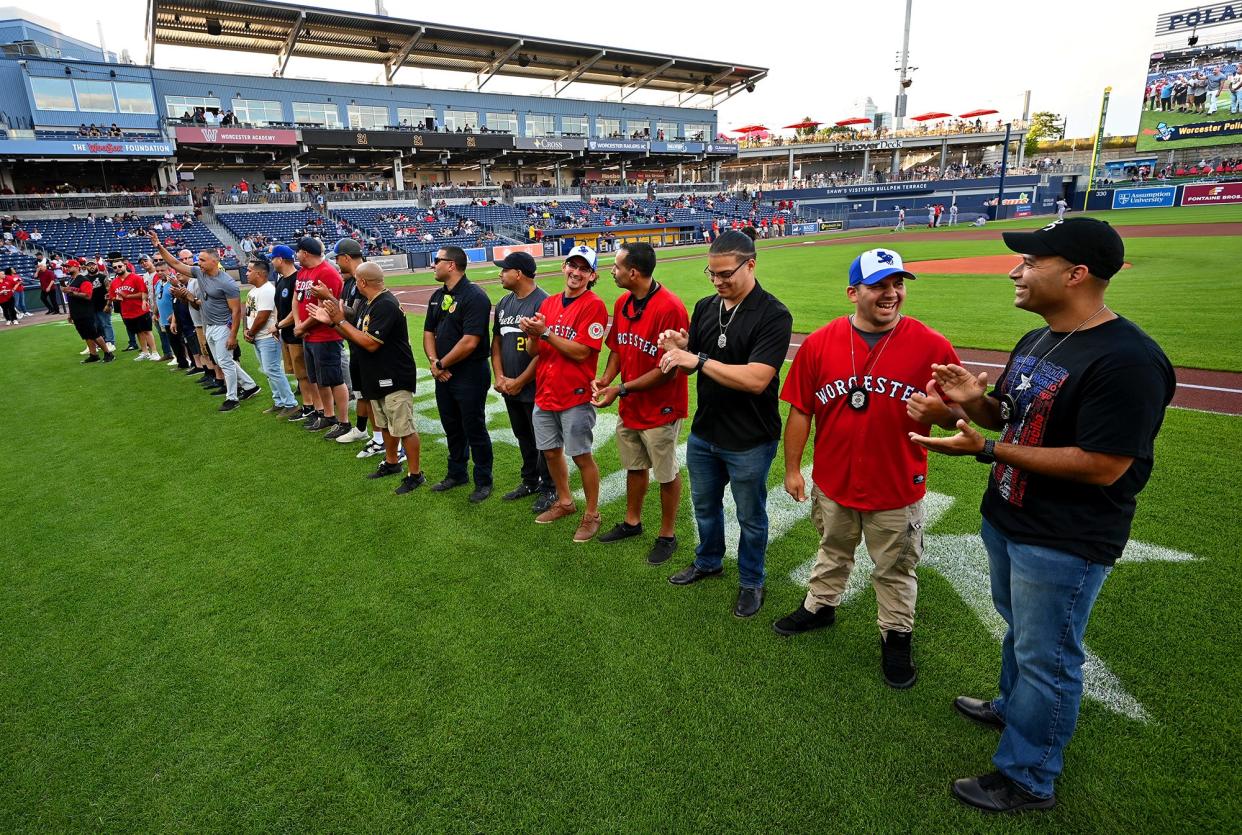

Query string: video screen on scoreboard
[1137,37,1242,151]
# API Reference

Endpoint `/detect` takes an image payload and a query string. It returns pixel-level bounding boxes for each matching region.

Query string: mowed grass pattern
[0,203,1239,830]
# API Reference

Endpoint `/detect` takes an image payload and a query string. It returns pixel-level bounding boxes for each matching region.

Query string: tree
[1025,111,1066,156]
[797,116,817,139]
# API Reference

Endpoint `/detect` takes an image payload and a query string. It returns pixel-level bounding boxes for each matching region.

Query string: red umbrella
[782,120,821,130]
[959,108,999,118]
[910,112,952,121]
[835,117,872,126]
[731,124,769,133]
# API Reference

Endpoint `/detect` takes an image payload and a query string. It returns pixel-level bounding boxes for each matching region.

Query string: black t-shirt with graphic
[355,291,418,401]
[274,272,300,344]
[424,276,491,364]
[981,316,1175,565]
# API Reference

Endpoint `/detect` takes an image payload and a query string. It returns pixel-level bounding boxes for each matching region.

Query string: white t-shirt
[245,281,277,339]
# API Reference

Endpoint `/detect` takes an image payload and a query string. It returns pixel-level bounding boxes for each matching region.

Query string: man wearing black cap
[271,244,319,421]
[491,251,552,506]
[328,238,374,444]
[424,246,494,502]
[910,217,1175,813]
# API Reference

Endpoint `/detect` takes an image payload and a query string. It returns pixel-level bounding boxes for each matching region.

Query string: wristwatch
[435,359,444,370]
[694,352,708,373]
[975,439,997,464]
[618,382,629,397]
[539,332,552,342]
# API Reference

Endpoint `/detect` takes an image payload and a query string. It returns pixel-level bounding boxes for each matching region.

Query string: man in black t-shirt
[271,245,319,421]
[424,246,494,503]
[307,263,425,495]
[912,218,1175,813]
[657,230,794,619]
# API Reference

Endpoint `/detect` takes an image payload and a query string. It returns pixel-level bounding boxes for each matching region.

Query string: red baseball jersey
[112,273,148,319]
[781,315,960,512]
[0,275,17,302]
[295,260,344,343]
[606,285,690,429]
[534,290,608,411]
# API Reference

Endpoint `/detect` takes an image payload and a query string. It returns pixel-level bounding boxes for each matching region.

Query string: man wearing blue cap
[775,248,961,689]
[272,244,320,421]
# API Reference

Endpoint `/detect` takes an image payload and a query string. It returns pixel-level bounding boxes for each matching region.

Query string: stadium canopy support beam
[674,68,733,106]
[386,27,426,84]
[144,0,156,66]
[274,11,306,78]
[619,59,675,102]
[553,50,605,97]
[477,40,523,91]
[393,154,404,190]
[709,70,767,109]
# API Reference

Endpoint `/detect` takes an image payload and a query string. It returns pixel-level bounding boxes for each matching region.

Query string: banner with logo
[491,244,542,260]
[301,129,416,149]
[587,139,649,153]
[650,141,705,154]
[462,247,489,263]
[174,127,297,146]
[0,139,173,157]
[1181,181,1242,205]
[514,136,586,152]
[1111,185,1178,209]
[793,222,819,235]
[704,142,739,155]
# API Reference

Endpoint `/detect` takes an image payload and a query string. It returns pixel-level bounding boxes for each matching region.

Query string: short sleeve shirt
[295,260,344,343]
[245,281,277,339]
[274,272,299,344]
[112,273,149,319]
[606,284,690,429]
[355,291,418,401]
[424,276,491,364]
[192,267,238,327]
[533,290,609,412]
[493,286,549,403]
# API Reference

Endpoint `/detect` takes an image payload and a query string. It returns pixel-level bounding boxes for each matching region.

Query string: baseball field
[0,205,1238,831]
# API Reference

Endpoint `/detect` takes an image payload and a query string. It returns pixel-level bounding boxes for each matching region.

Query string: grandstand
[35,215,232,266]
[216,208,343,253]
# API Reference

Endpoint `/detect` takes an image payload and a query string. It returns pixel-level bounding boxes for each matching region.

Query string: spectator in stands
[271,245,319,422]
[242,253,298,415]
[292,237,349,433]
[77,123,89,137]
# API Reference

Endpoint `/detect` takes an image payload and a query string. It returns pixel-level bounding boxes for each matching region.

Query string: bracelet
[695,352,708,373]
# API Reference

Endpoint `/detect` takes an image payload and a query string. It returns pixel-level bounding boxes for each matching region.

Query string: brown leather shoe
[535,501,577,524]
[573,511,602,543]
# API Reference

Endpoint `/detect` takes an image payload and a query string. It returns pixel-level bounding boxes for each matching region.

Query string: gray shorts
[533,402,596,457]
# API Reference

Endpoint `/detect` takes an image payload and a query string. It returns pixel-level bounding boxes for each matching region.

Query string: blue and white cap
[564,244,598,271]
[848,248,917,286]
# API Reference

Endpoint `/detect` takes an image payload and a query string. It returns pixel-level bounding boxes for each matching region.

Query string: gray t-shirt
[493,286,549,403]
[193,266,239,327]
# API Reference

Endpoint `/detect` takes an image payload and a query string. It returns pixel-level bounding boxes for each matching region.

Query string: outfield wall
[1085,180,1242,210]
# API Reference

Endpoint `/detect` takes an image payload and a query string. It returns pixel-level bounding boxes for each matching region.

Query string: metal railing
[323,189,422,203]
[427,186,503,199]
[208,192,308,206]
[0,193,193,212]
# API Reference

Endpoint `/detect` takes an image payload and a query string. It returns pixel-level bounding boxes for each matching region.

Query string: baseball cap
[296,236,324,257]
[270,244,296,261]
[64,259,80,269]
[564,244,597,271]
[848,248,917,286]
[1002,218,1125,280]
[334,238,363,258]
[494,251,537,277]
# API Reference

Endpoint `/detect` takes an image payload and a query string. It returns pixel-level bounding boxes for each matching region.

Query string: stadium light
[206,18,222,37]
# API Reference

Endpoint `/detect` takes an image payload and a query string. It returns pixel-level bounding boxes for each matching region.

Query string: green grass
[0,313,1238,831]
[1137,101,1242,151]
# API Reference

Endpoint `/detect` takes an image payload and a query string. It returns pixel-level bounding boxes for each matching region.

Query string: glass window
[165,95,221,118]
[398,107,435,128]
[627,120,649,139]
[232,99,283,125]
[293,102,341,127]
[684,123,709,141]
[114,83,155,114]
[524,114,554,137]
[485,112,517,133]
[656,121,678,140]
[560,116,587,136]
[596,118,620,138]
[73,80,115,112]
[348,104,390,130]
[30,77,75,111]
[443,111,478,132]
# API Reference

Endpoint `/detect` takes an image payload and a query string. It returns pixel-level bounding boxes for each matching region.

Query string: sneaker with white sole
[134,352,150,361]
[356,439,385,459]
[166,359,180,367]
[80,347,91,355]
[105,343,116,352]
[335,426,369,444]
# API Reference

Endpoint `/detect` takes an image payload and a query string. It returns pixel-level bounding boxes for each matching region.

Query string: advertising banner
[1136,19,1242,151]
[491,244,542,260]
[366,254,411,272]
[650,141,705,154]
[1111,185,1178,209]
[174,127,297,146]
[301,129,415,149]
[793,222,819,234]
[0,139,173,157]
[514,136,586,151]
[587,138,649,153]
[462,247,489,263]
[1181,181,1242,205]
[704,142,739,155]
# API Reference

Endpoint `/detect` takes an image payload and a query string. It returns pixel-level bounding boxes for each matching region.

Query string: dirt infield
[906,255,1133,274]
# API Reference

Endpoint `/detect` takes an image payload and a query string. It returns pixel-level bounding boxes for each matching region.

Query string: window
[73,80,115,112]
[443,110,478,132]
[627,119,649,138]
[165,95,221,118]
[684,123,710,141]
[30,77,75,111]
[486,112,517,133]
[657,121,678,140]
[524,114,554,137]
[348,104,389,130]
[232,99,283,125]
[596,118,620,138]
[560,116,587,137]
[293,102,341,127]
[114,83,155,114]
[398,107,435,128]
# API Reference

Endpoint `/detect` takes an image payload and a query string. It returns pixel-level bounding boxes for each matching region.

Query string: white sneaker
[356,439,385,458]
[147,353,163,361]
[336,426,369,444]
[106,343,116,352]
[134,352,149,361]
[80,347,91,355]
[167,359,179,367]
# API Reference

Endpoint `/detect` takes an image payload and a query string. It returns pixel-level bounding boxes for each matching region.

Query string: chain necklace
[716,295,742,349]
[999,304,1110,423]
[846,315,902,411]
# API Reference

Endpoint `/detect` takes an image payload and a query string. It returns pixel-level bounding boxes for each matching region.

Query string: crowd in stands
[740,119,1021,148]
[1145,60,1242,114]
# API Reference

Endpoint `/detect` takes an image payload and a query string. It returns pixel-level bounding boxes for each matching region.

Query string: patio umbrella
[958,108,999,118]
[731,125,770,134]
[835,117,872,126]
[910,112,952,121]
[782,120,821,130]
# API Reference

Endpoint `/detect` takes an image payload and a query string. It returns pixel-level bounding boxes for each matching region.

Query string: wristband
[975,439,996,465]
[695,352,708,373]
[618,382,628,397]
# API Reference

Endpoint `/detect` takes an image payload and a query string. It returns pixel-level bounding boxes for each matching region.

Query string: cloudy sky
[22,0,1186,136]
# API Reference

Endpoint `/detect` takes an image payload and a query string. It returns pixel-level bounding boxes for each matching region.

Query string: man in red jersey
[774,247,962,689]
[591,242,689,565]
[61,260,113,362]
[109,259,158,360]
[291,237,349,434]
[519,244,609,542]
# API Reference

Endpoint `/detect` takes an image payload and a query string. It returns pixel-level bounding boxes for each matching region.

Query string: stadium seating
[217,209,345,250]
[33,216,234,267]
[329,206,497,253]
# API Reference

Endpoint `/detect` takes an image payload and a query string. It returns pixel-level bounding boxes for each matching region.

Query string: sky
[18,0,1187,137]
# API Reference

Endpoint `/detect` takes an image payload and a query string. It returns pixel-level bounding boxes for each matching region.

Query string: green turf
[0,314,1237,831]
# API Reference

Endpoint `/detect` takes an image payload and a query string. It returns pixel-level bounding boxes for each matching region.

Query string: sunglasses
[432,257,453,264]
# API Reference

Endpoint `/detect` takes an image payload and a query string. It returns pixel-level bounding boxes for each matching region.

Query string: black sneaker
[218,399,240,412]
[772,604,836,636]
[367,460,404,479]
[881,630,917,689]
[81,354,101,364]
[396,472,427,494]
[532,489,558,515]
[646,536,677,565]
[288,407,314,422]
[184,366,201,376]
[502,483,539,501]
[123,345,138,352]
[198,376,217,387]
[239,385,262,401]
[323,422,351,441]
[103,352,115,363]
[306,416,332,431]
[210,385,227,396]
[598,521,644,543]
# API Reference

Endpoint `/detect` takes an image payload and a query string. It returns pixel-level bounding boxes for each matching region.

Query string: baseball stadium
[0,1,1238,831]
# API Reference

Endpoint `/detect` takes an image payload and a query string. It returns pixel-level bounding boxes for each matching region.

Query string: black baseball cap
[494,251,537,278]
[1002,218,1125,280]
[334,238,363,258]
[295,236,324,256]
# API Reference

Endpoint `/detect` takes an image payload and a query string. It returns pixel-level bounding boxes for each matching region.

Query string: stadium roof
[146,0,767,104]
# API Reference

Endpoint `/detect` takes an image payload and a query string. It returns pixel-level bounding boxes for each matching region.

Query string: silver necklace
[846,315,902,411]
[717,297,742,348]
[1000,304,1110,423]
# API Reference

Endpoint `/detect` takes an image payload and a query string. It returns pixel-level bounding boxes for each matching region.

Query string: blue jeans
[686,432,778,589]
[13,288,27,314]
[253,337,297,408]
[981,518,1112,799]
[94,310,115,344]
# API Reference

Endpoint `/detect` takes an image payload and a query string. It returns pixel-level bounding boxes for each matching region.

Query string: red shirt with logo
[606,285,690,429]
[110,273,149,319]
[37,269,56,291]
[780,315,960,512]
[295,260,344,343]
[534,290,608,411]
[0,274,18,302]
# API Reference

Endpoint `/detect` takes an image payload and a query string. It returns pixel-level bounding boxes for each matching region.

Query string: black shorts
[304,339,345,387]
[73,317,101,341]
[122,312,153,335]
